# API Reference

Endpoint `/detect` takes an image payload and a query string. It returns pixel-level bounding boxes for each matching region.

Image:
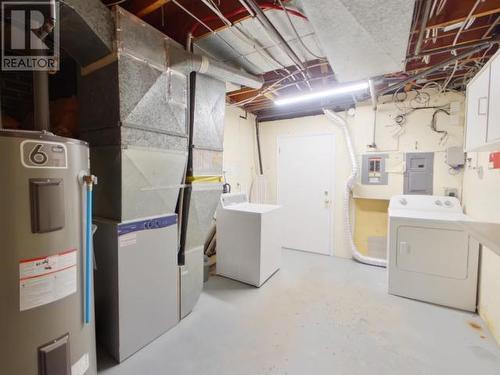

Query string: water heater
[0,130,97,375]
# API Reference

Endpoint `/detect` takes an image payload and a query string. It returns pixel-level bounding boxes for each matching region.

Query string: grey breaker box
[404,152,434,195]
[93,214,179,362]
[361,153,388,185]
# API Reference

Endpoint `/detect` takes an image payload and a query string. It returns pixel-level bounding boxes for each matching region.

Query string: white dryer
[388,195,479,311]
[216,193,282,287]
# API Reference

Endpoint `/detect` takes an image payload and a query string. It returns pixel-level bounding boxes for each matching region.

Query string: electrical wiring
[276,0,327,61]
[388,86,452,140]
[441,60,459,92]
[451,0,483,50]
[230,61,330,106]
[436,0,447,15]
[430,108,450,144]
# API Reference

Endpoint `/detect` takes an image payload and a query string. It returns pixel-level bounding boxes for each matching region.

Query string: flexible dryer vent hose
[323,109,387,268]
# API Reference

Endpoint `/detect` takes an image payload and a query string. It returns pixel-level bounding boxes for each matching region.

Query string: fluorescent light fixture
[274,81,369,106]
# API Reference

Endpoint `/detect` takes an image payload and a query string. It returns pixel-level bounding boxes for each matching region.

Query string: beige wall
[255,90,465,258]
[223,106,258,196]
[463,151,500,344]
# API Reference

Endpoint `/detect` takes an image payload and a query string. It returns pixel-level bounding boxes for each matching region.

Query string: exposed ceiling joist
[133,0,170,18]
[427,7,500,29]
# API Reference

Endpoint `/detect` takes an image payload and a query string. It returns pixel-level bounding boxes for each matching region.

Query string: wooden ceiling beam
[427,7,500,30]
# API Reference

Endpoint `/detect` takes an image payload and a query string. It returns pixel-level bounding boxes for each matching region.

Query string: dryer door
[396,225,469,279]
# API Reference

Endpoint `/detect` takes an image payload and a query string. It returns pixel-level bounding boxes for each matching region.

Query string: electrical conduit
[323,109,387,268]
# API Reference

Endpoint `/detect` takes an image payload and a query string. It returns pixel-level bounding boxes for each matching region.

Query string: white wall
[463,151,500,344]
[258,90,465,258]
[223,106,258,196]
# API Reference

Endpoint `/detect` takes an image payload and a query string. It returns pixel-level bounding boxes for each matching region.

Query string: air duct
[323,109,387,268]
[59,0,114,66]
[187,54,263,89]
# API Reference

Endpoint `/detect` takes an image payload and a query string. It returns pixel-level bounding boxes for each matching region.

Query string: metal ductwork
[59,0,114,67]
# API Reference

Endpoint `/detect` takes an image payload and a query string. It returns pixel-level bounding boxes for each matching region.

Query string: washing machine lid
[224,202,281,214]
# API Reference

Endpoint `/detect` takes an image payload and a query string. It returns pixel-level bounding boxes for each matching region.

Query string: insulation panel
[299,0,414,82]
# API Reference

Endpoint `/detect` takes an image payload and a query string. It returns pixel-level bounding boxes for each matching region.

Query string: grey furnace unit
[93,214,179,363]
[0,130,97,375]
[404,152,434,195]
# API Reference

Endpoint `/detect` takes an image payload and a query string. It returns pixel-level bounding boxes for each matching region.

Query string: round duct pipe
[323,108,387,268]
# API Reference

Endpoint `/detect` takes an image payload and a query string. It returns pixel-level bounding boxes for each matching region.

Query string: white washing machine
[216,193,282,287]
[388,195,479,311]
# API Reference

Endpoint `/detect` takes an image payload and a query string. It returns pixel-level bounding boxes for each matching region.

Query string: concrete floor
[98,249,500,375]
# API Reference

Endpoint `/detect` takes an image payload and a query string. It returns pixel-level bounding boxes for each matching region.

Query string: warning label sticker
[19,249,77,311]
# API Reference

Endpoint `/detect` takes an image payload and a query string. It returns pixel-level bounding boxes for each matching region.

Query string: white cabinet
[465,51,500,152]
[465,65,489,151]
[487,55,500,143]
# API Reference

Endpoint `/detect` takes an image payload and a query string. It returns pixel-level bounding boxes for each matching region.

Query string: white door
[277,134,335,255]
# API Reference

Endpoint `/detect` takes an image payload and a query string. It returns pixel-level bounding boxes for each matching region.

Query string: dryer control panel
[390,195,462,213]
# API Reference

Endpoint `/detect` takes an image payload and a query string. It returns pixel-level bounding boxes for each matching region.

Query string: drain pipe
[33,71,50,131]
[33,0,56,131]
[323,109,387,268]
[368,79,377,149]
[255,117,264,175]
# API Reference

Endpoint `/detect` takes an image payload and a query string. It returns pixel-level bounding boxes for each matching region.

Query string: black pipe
[33,71,50,131]
[33,0,56,131]
[255,117,264,175]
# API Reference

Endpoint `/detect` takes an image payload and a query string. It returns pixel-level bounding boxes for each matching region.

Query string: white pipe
[323,109,387,268]
[180,51,264,89]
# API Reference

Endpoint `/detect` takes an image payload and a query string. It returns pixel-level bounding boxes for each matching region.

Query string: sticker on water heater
[19,249,77,311]
[20,140,68,169]
[119,233,137,248]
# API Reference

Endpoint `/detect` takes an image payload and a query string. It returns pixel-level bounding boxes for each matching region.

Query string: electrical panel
[404,152,434,195]
[361,154,388,185]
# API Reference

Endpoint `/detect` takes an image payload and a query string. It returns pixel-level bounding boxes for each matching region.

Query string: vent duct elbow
[188,54,263,89]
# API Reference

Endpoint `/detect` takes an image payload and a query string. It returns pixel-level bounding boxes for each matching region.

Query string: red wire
[189,2,308,37]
